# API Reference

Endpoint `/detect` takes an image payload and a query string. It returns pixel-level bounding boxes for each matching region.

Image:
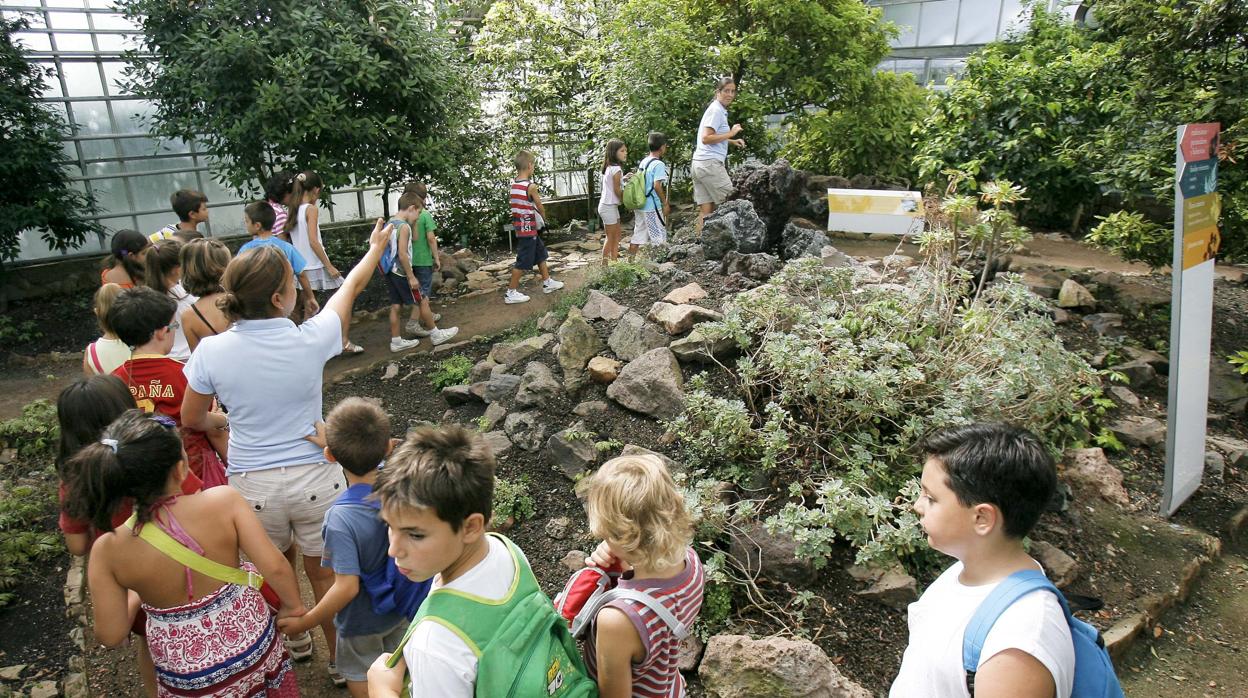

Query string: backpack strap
[121,513,263,591]
[638,157,666,226]
[87,343,104,374]
[963,569,1067,695]
[573,586,689,641]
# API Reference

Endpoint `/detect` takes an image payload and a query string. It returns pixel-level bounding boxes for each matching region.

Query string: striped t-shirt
[584,547,705,698]
[509,179,538,237]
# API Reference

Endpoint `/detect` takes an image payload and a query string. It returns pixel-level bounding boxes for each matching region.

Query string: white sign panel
[827,189,924,236]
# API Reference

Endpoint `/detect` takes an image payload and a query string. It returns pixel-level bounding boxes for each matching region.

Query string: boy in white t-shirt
[891,423,1075,698]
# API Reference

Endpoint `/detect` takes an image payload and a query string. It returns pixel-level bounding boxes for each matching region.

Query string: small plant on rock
[590,260,650,294]
[0,399,58,458]
[492,476,536,529]
[429,355,473,389]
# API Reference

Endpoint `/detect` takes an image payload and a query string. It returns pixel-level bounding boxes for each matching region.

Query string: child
[383,190,458,351]
[401,182,453,340]
[576,454,704,698]
[890,423,1075,698]
[238,201,319,320]
[83,283,130,376]
[180,238,233,352]
[109,286,228,487]
[286,170,362,351]
[264,170,296,242]
[151,189,209,242]
[143,238,196,361]
[629,132,670,258]
[599,139,628,263]
[504,151,565,304]
[278,398,426,695]
[101,229,149,288]
[68,409,304,696]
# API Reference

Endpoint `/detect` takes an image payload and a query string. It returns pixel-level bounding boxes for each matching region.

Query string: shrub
[590,261,650,294]
[430,355,474,390]
[0,481,64,608]
[492,476,536,528]
[1087,211,1171,269]
[0,399,58,458]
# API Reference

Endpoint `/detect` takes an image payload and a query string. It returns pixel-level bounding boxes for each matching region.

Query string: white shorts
[228,461,346,557]
[303,266,344,291]
[692,158,733,206]
[598,202,620,226]
[631,210,667,246]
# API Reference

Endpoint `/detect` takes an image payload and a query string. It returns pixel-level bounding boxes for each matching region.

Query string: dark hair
[284,170,323,234]
[647,131,668,152]
[108,286,178,348]
[107,229,149,285]
[179,239,231,297]
[56,375,136,483]
[65,409,185,532]
[326,397,391,477]
[918,423,1056,539]
[170,189,208,222]
[714,75,736,93]
[264,170,295,204]
[244,200,276,232]
[374,425,495,533]
[403,181,428,197]
[602,139,626,173]
[219,245,290,321]
[143,238,183,296]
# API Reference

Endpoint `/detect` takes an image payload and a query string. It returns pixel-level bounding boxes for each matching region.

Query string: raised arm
[321,218,393,336]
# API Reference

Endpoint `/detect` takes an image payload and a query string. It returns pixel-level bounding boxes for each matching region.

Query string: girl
[69,409,303,696]
[179,238,232,353]
[55,376,201,698]
[182,218,395,679]
[143,239,196,361]
[265,170,295,243]
[576,455,704,698]
[83,283,130,376]
[101,229,149,288]
[599,139,628,263]
[285,170,361,352]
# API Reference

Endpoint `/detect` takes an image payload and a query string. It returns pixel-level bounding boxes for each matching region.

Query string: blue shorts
[383,272,421,306]
[515,236,548,271]
[413,266,434,298]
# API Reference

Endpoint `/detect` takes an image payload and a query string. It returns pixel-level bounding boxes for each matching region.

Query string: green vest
[387,534,598,698]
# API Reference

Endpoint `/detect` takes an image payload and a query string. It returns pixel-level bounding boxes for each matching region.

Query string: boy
[151,189,209,242]
[108,287,228,485]
[504,151,564,304]
[238,201,319,319]
[890,423,1075,698]
[384,191,459,351]
[277,398,415,695]
[629,132,670,258]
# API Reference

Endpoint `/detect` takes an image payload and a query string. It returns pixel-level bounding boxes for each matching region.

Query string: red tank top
[510,179,538,237]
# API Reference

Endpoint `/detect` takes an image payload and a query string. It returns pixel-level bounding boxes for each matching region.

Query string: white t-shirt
[693,99,729,162]
[184,311,342,472]
[167,282,198,361]
[290,202,323,271]
[600,165,622,206]
[890,562,1074,698]
[402,536,522,698]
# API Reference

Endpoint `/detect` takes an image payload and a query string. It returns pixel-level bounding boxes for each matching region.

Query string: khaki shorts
[228,461,345,557]
[337,622,408,682]
[692,158,733,205]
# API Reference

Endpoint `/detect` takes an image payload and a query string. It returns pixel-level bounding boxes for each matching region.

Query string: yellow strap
[122,513,263,590]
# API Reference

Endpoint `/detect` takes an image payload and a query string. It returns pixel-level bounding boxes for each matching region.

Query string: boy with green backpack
[367,425,597,698]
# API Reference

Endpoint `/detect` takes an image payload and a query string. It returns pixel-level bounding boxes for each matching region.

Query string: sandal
[284,631,314,662]
[343,341,364,354]
[327,662,347,687]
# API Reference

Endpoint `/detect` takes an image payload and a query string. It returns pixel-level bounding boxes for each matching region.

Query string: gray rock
[547,423,598,479]
[503,411,547,452]
[62,672,88,698]
[1031,541,1079,588]
[820,244,853,269]
[781,219,829,260]
[1057,279,1095,309]
[882,254,918,269]
[1207,435,1248,468]
[728,521,815,584]
[1108,385,1141,408]
[1209,359,1248,413]
[666,243,705,263]
[489,333,554,367]
[853,564,919,610]
[382,362,399,380]
[469,381,489,402]
[29,681,59,698]
[0,665,24,681]
[561,550,588,571]
[720,250,782,281]
[481,402,507,431]
[581,290,626,321]
[545,516,572,540]
[1111,360,1157,388]
[646,301,723,335]
[572,400,609,418]
[663,282,708,305]
[587,356,623,384]
[441,384,478,406]
[515,361,562,408]
[483,373,522,404]
[1083,313,1126,337]
[1123,346,1169,373]
[557,309,605,390]
[1205,450,1226,481]
[607,348,685,420]
[470,359,498,383]
[538,311,562,332]
[702,199,768,260]
[1051,307,1071,324]
[677,634,706,672]
[1109,415,1166,447]
[1062,447,1130,507]
[608,311,671,361]
[699,634,871,698]
[480,430,513,458]
[670,327,737,364]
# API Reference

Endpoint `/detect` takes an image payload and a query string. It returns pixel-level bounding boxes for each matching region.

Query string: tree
[118,0,477,197]
[0,15,102,264]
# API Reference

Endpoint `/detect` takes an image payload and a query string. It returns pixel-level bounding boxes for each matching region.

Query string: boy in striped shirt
[504,150,564,304]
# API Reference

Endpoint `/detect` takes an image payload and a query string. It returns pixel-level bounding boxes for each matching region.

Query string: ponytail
[107,229,149,286]
[284,170,323,234]
[144,239,184,296]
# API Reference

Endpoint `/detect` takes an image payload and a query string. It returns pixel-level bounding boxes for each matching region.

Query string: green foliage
[594,438,622,454]
[696,576,734,641]
[1229,350,1248,376]
[589,261,650,294]
[1087,211,1171,269]
[0,399,59,458]
[0,15,103,263]
[430,355,474,390]
[780,72,929,182]
[0,316,42,346]
[0,479,64,607]
[492,476,536,528]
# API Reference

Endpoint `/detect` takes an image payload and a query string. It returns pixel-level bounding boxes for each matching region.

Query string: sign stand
[1162,122,1220,516]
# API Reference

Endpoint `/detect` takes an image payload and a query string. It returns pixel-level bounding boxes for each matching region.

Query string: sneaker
[284,631,313,662]
[327,662,347,688]
[430,327,460,346]
[542,278,565,294]
[390,336,421,353]
[405,320,432,337]
[504,289,530,304]
[433,313,442,322]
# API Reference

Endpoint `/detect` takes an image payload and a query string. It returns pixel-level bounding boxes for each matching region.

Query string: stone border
[59,555,89,698]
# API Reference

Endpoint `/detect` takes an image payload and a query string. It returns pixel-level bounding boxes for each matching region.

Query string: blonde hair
[514,150,535,172]
[580,454,692,571]
[93,283,124,335]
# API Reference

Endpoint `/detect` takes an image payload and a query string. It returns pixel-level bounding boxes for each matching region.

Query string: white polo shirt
[184,312,342,472]
[693,99,730,162]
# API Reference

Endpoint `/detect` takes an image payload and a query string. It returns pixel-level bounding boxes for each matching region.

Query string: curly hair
[580,454,692,571]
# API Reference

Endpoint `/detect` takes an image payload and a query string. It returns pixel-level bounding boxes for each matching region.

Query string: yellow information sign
[1181,193,1220,270]
[827,193,923,217]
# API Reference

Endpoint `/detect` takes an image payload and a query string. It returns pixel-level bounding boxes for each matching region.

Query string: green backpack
[385,533,598,698]
[621,157,661,211]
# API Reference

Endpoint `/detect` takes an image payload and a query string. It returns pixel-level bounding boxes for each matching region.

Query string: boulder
[728,521,815,584]
[853,564,919,610]
[572,400,609,419]
[781,219,829,260]
[503,411,548,452]
[481,403,507,431]
[663,282,708,305]
[515,361,562,408]
[607,348,685,420]
[480,430,512,458]
[1110,360,1157,388]
[721,250,782,282]
[547,423,598,479]
[470,359,498,384]
[587,356,623,384]
[702,199,768,260]
[1031,541,1079,588]
[489,333,554,367]
[819,245,853,269]
[1108,415,1166,447]
[483,373,522,404]
[1123,346,1169,373]
[666,243,705,263]
[670,328,737,364]
[1061,448,1130,507]
[1205,450,1226,481]
[468,381,489,402]
[466,270,496,291]
[647,302,723,336]
[441,384,478,406]
[620,444,680,472]
[545,516,572,540]
[557,309,605,390]
[1206,435,1248,468]
[1209,359,1248,413]
[1057,279,1095,309]
[677,634,705,672]
[1082,313,1126,338]
[699,634,872,698]
[538,311,562,332]
[1108,385,1141,408]
[882,254,918,269]
[561,550,588,572]
[581,290,627,322]
[608,311,671,361]
[729,159,828,246]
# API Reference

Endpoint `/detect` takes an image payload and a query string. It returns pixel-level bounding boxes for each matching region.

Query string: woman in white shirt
[598,139,628,263]
[692,76,747,236]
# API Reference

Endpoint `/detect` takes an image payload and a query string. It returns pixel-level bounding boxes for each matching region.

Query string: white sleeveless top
[290,202,323,271]
[600,165,622,206]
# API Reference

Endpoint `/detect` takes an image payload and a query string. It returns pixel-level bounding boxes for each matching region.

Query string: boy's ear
[461,512,487,541]
[323,446,337,463]
[386,438,399,457]
[972,502,1002,536]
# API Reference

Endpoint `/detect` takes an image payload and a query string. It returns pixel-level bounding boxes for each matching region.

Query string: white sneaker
[430,327,460,346]
[390,336,420,353]
[504,289,530,304]
[542,279,565,294]
[433,313,442,322]
[405,320,432,337]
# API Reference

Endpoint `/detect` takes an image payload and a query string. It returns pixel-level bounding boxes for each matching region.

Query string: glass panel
[92,12,135,31]
[362,189,385,219]
[93,32,127,52]
[61,61,104,96]
[3,11,47,28]
[46,0,90,8]
[957,0,1002,43]
[88,0,119,8]
[98,216,140,237]
[117,136,165,158]
[883,3,920,48]
[108,99,151,133]
[13,31,52,51]
[202,204,247,237]
[129,172,201,211]
[927,58,965,86]
[1000,0,1027,36]
[52,31,93,51]
[330,191,361,221]
[198,171,239,205]
[41,100,69,122]
[79,137,118,161]
[88,178,131,216]
[47,11,89,30]
[123,155,197,173]
[917,0,959,46]
[100,61,126,96]
[34,61,63,96]
[894,59,928,83]
[68,100,111,134]
[135,212,175,236]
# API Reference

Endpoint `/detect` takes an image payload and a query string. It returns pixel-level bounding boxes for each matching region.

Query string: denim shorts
[514,235,549,271]
[413,266,434,298]
[383,272,420,306]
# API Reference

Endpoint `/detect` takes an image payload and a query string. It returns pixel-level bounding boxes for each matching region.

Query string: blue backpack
[963,570,1124,698]
[377,219,404,276]
[332,484,431,618]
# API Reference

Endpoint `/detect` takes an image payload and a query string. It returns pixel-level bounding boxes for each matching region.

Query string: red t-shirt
[112,354,214,461]
[58,470,202,537]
